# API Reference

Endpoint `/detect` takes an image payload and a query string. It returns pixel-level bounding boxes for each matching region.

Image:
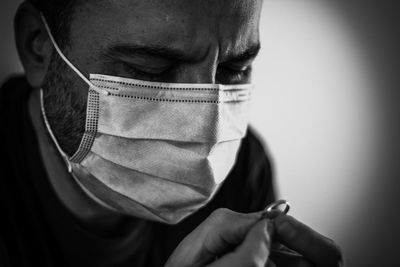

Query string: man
[0,0,342,266]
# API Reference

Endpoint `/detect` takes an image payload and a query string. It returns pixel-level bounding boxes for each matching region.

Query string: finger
[203,209,264,256]
[274,215,343,267]
[262,209,282,220]
[271,250,315,267]
[210,219,273,267]
[165,209,262,267]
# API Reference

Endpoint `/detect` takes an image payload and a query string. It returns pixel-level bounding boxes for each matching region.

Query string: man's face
[43,0,263,155]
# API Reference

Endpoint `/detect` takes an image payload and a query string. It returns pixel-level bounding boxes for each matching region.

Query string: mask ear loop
[40,13,109,96]
[39,89,73,173]
[40,90,118,211]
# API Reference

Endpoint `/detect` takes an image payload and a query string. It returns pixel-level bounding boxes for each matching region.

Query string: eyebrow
[224,43,261,63]
[104,44,197,63]
[104,42,261,63]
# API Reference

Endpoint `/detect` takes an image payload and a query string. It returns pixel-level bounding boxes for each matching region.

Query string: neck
[28,88,137,235]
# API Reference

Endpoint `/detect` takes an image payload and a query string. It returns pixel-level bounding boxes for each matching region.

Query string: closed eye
[120,61,178,81]
[216,65,253,84]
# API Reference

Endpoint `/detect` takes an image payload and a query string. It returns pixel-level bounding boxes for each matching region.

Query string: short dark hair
[27,0,79,48]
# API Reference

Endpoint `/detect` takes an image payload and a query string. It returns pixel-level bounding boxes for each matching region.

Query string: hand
[271,215,343,267]
[165,208,274,267]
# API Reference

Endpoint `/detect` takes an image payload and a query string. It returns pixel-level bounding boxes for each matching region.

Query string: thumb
[203,209,264,256]
[210,219,274,267]
[165,209,262,267]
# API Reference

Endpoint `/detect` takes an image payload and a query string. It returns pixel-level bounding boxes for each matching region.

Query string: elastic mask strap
[40,89,117,211]
[40,14,109,96]
[40,89,73,173]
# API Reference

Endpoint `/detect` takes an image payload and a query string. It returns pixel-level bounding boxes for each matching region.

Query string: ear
[14,2,53,88]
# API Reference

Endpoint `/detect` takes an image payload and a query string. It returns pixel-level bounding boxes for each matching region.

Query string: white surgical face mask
[40,16,252,224]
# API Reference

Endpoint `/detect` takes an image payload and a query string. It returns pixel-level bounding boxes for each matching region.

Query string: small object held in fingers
[261,199,290,219]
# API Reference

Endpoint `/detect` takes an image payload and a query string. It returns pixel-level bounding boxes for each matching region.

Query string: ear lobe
[14,2,53,88]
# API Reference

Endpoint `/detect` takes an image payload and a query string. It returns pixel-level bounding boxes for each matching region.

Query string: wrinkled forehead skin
[69,0,263,64]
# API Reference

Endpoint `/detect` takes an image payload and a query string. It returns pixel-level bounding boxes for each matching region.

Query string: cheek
[45,54,86,114]
[68,16,111,83]
[61,39,107,101]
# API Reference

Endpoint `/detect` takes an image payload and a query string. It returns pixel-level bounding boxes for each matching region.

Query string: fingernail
[261,209,283,220]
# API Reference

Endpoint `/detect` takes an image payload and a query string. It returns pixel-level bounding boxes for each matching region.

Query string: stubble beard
[42,52,87,157]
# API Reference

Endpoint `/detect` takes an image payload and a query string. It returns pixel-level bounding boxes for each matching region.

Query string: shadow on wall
[327,1,400,266]
[252,1,399,266]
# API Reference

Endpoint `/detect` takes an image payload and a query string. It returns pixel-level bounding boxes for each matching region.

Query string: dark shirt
[0,76,275,267]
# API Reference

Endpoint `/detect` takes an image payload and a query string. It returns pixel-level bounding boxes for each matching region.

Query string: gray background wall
[1,1,399,266]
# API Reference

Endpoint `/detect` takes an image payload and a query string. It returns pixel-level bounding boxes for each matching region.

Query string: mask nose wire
[40,14,109,96]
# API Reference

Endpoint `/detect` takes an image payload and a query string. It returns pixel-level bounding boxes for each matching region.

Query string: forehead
[71,0,262,59]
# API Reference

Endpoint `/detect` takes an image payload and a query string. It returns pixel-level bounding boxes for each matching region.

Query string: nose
[175,48,218,84]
